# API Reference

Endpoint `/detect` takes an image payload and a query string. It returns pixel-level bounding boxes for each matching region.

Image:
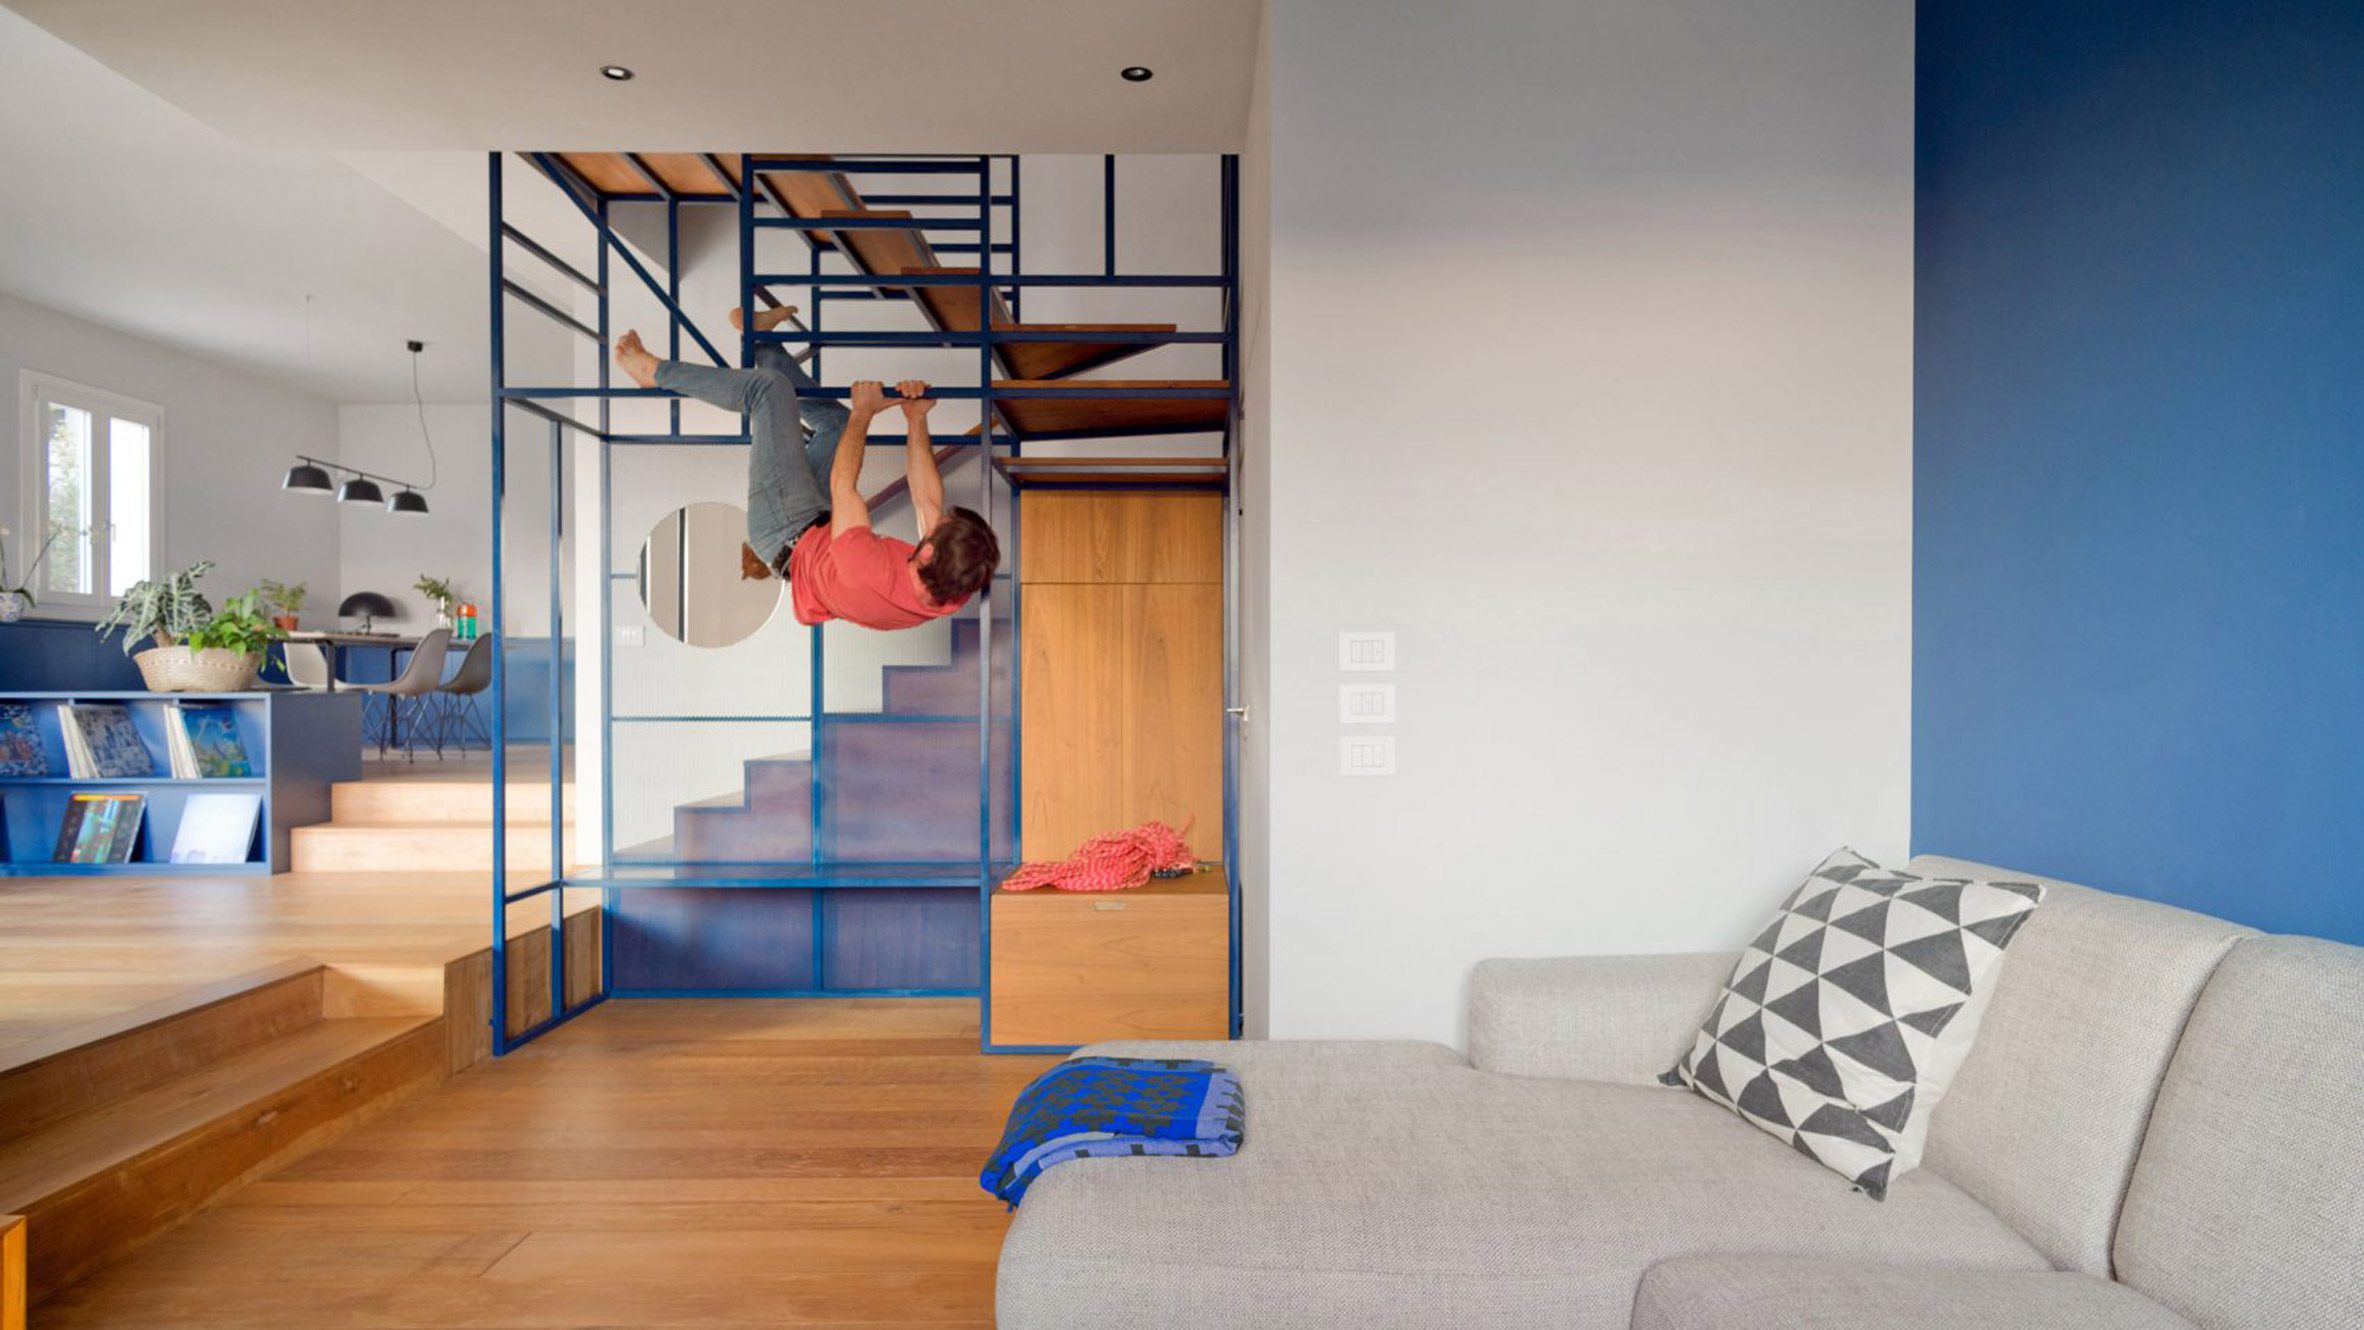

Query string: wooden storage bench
[989,874,1229,1047]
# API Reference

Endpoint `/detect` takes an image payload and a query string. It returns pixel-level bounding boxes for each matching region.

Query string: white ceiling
[0,5,549,402]
[0,0,1259,407]
[6,0,1262,153]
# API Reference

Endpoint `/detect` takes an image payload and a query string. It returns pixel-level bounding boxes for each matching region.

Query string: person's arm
[895,379,946,539]
[828,380,885,537]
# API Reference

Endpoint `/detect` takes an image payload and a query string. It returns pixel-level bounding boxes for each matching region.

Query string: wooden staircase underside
[545,152,1231,446]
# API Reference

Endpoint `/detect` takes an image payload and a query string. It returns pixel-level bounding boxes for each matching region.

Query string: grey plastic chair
[282,642,334,690]
[431,633,495,753]
[349,628,453,760]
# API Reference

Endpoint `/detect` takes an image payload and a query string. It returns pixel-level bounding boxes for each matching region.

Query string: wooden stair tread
[989,380,1232,439]
[1000,457,1228,488]
[0,1016,431,1207]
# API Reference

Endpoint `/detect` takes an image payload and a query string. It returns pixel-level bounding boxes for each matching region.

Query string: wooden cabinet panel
[1125,584,1224,859]
[1020,492,1221,584]
[990,877,1229,1045]
[1020,584,1128,860]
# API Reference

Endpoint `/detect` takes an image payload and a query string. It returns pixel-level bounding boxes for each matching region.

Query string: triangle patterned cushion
[1663,848,2045,1200]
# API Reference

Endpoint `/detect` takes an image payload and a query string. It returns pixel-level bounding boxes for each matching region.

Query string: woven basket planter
[134,646,260,693]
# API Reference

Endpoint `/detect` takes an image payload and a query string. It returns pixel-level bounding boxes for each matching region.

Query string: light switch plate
[618,626,645,647]
[1340,735,1397,776]
[1338,682,1397,724]
[1338,630,1396,672]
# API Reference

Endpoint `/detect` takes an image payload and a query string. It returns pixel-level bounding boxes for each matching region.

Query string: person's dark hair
[917,507,1000,604]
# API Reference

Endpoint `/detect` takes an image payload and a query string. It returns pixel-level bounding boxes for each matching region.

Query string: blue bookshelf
[0,690,362,875]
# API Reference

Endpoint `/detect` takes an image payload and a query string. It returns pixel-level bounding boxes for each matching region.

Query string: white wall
[1237,4,1276,1038]
[1260,0,1915,1045]
[0,290,340,618]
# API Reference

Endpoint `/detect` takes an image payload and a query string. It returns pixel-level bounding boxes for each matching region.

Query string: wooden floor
[37,1000,1051,1328]
[0,871,596,1055]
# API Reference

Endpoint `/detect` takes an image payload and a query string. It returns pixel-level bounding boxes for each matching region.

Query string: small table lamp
[338,591,399,633]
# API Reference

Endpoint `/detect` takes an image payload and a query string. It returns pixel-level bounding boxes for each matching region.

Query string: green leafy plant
[184,590,286,658]
[257,579,308,615]
[413,573,458,616]
[95,560,216,654]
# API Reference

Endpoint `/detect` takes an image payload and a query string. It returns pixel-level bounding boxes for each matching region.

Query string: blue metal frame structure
[485,150,1241,1056]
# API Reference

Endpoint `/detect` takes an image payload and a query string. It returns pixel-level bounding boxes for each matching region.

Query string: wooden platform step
[289,821,578,874]
[990,381,1232,439]
[0,964,440,1301]
[329,778,576,825]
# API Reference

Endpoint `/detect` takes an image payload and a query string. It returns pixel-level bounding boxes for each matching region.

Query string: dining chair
[348,628,454,761]
[431,633,496,753]
[282,642,334,691]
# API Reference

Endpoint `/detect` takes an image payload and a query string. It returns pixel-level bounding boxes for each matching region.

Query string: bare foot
[727,305,798,333]
[613,329,658,388]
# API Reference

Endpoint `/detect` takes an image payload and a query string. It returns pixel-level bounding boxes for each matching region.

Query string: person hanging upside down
[612,306,1000,632]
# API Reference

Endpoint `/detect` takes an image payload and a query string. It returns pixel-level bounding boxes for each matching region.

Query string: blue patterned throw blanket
[982,1056,1245,1206]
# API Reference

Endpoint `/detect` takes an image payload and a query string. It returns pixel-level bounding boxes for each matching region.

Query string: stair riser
[673,723,1010,863]
[17,1020,441,1302]
[289,827,577,874]
[329,782,572,824]
[0,968,324,1148]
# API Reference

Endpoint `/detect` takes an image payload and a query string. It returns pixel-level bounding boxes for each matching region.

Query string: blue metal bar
[700,153,744,201]
[503,280,598,340]
[668,193,682,435]
[1221,152,1244,1038]
[738,153,754,368]
[864,193,1014,206]
[612,712,816,724]
[622,152,672,199]
[1103,154,1117,277]
[743,157,985,174]
[546,417,566,1025]
[752,215,983,231]
[1009,154,1023,321]
[501,386,676,399]
[525,152,732,368]
[504,398,604,439]
[751,329,1225,346]
[756,272,1226,288]
[503,878,565,903]
[976,155,998,1028]
[597,191,616,1002]
[485,153,511,1054]
[610,987,977,1000]
[501,225,599,294]
[929,243,1016,256]
[500,992,608,1049]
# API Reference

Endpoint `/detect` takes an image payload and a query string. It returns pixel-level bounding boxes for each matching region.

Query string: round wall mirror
[636,502,781,648]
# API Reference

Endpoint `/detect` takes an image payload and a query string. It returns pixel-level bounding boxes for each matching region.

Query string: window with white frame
[18,371,163,614]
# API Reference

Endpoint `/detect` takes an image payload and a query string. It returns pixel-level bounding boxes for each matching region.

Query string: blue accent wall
[1915,0,2364,942]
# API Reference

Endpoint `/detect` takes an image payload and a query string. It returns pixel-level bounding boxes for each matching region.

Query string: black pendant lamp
[282,459,335,494]
[337,474,384,505]
[387,489,430,515]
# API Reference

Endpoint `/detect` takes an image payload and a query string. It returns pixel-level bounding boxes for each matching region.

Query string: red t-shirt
[786,524,967,630]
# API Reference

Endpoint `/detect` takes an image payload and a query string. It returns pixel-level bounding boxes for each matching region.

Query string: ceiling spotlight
[1120,66,1154,82]
[600,64,635,81]
[282,460,334,495]
[338,476,385,506]
[386,489,431,515]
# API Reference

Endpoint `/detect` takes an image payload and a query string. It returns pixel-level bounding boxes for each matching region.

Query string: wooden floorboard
[0,871,598,1055]
[37,1000,1049,1328]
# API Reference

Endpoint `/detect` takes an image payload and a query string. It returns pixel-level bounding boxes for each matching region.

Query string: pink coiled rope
[999,820,1198,893]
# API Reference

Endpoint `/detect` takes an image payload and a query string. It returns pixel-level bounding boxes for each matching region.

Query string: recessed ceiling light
[600,65,635,82]
[1120,66,1154,83]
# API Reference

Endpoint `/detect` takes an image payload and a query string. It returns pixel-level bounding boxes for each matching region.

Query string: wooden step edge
[9,1016,442,1303]
[3,1212,25,1330]
[0,960,328,1147]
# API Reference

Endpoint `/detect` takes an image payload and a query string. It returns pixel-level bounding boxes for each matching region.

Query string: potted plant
[0,523,59,624]
[94,562,284,692]
[414,574,460,630]
[258,579,308,632]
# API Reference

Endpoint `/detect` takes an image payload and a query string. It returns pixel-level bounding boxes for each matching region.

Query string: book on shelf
[170,791,263,864]
[57,704,155,779]
[0,703,45,776]
[166,702,253,779]
[53,791,146,864]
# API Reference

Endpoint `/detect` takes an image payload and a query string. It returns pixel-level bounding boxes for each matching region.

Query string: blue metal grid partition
[484,151,1242,1055]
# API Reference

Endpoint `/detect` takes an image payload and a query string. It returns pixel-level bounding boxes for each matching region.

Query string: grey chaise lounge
[996,856,2363,1328]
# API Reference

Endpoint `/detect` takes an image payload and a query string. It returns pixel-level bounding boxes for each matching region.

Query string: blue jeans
[653,346,847,565]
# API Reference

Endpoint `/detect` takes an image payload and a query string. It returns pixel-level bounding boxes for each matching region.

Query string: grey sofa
[996,856,2363,1328]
